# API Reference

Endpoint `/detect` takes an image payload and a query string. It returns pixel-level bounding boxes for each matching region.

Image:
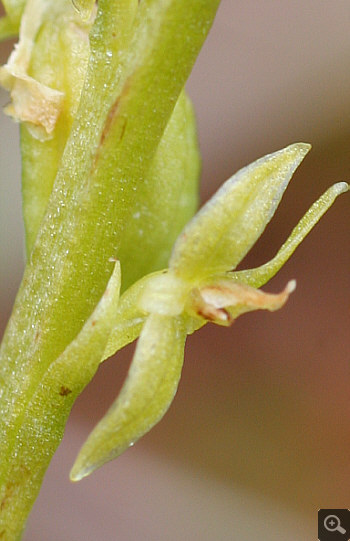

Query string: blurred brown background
[0,1,349,540]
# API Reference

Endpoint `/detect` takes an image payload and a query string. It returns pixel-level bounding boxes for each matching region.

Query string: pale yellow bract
[0,0,95,139]
[0,0,64,138]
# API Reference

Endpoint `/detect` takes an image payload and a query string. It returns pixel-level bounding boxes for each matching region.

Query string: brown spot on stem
[90,97,119,173]
[19,464,30,475]
[0,465,30,515]
[59,386,72,396]
[0,481,14,511]
[91,78,131,172]
[99,98,120,148]
[119,118,127,141]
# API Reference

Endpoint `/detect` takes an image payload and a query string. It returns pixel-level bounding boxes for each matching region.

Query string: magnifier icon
[324,514,346,534]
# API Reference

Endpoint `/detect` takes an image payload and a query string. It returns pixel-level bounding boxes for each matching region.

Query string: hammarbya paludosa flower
[70,142,348,481]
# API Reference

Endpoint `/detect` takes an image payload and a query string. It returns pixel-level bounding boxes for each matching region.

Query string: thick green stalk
[0,0,220,537]
[20,3,199,265]
[0,263,122,541]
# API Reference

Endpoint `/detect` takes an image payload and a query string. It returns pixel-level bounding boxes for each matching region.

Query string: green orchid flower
[70,142,348,481]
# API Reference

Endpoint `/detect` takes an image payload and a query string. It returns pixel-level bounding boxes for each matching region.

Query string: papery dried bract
[0,0,65,139]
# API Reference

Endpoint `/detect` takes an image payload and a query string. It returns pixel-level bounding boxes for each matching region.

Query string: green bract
[70,143,348,480]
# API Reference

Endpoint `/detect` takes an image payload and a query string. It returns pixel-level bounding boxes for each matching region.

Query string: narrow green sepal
[71,313,186,481]
[232,182,349,288]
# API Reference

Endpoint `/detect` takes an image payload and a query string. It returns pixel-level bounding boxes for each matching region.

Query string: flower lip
[187,279,296,326]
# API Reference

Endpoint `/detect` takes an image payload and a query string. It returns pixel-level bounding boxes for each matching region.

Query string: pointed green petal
[232,182,349,288]
[170,143,311,282]
[0,262,121,535]
[71,313,186,481]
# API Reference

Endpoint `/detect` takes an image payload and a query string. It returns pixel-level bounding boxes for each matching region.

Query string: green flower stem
[0,263,121,541]
[17,1,198,275]
[0,1,220,537]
